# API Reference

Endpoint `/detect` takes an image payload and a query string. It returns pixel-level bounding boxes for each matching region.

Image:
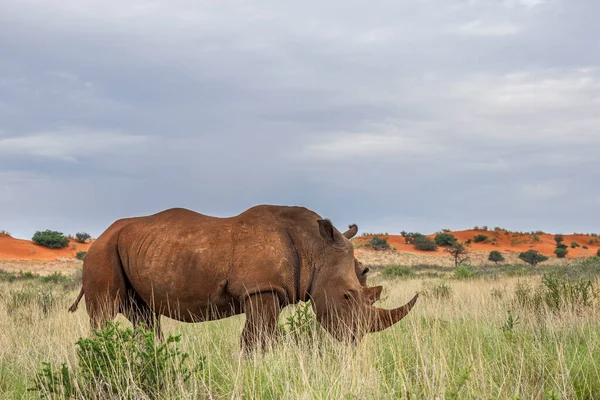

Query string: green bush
[556,243,568,250]
[518,250,549,266]
[554,234,564,245]
[75,232,91,243]
[598,249,600,257]
[473,234,488,243]
[279,301,322,345]
[368,236,391,251]
[76,251,87,261]
[571,241,580,248]
[381,265,415,278]
[554,247,568,258]
[32,230,69,249]
[454,265,478,279]
[413,236,438,251]
[434,233,457,247]
[31,321,192,399]
[541,272,597,311]
[488,250,505,264]
[582,245,588,249]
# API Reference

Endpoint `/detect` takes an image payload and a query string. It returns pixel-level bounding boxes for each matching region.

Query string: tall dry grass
[1,268,599,399]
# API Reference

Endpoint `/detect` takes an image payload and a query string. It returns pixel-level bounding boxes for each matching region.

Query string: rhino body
[70,205,417,350]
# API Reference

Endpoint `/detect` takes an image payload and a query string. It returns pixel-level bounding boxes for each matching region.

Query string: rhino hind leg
[241,292,281,353]
[123,289,164,341]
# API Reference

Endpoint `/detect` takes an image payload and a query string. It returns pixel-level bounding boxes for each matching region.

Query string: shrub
[76,251,87,261]
[473,234,488,243]
[571,241,580,248]
[423,282,452,299]
[0,230,11,236]
[556,243,568,250]
[598,249,600,257]
[518,250,549,266]
[75,232,91,243]
[368,236,391,251]
[31,321,192,398]
[582,245,588,249]
[541,272,597,311]
[488,250,505,264]
[381,265,415,278]
[445,243,469,267]
[434,233,457,247]
[413,236,438,251]
[454,265,478,279]
[554,247,568,258]
[279,301,322,345]
[554,234,564,245]
[32,230,69,249]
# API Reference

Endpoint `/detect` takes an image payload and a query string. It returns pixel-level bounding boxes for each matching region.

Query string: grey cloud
[0,0,599,239]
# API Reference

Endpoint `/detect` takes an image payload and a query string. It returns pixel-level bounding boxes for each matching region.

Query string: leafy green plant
[279,302,322,345]
[31,321,192,399]
[554,247,568,258]
[413,236,438,251]
[32,230,69,249]
[368,236,391,251]
[434,233,457,247]
[501,311,520,335]
[75,232,91,243]
[454,265,478,279]
[488,250,505,264]
[598,249,600,257]
[571,241,580,248]
[554,234,564,245]
[423,281,452,299]
[518,250,548,266]
[76,251,87,261]
[473,234,488,243]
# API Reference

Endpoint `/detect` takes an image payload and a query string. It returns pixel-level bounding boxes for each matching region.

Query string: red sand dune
[355,230,600,259]
[0,234,92,261]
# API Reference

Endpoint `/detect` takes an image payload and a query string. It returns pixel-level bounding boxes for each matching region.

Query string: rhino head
[310,219,418,343]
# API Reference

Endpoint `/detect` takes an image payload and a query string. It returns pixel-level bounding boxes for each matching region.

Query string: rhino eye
[343,293,351,300]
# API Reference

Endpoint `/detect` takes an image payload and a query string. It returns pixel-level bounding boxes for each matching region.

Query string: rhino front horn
[369,293,419,333]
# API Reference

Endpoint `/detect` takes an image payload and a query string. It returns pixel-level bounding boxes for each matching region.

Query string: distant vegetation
[519,250,548,266]
[0,230,11,236]
[32,230,69,249]
[434,233,457,247]
[367,236,391,251]
[488,250,505,264]
[413,236,438,251]
[473,234,489,243]
[75,232,91,243]
[76,251,87,261]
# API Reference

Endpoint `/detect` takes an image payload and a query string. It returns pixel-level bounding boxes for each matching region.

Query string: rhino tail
[69,287,84,312]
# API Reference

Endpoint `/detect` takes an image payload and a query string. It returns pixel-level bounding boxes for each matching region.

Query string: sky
[1,0,599,239]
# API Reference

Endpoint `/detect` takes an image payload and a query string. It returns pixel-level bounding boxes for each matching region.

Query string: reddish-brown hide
[69,205,418,351]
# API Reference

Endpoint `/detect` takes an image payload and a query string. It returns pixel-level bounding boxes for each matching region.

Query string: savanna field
[1,253,600,399]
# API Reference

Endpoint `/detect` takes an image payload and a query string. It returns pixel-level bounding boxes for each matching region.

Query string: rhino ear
[364,286,383,304]
[317,219,336,242]
[343,224,358,239]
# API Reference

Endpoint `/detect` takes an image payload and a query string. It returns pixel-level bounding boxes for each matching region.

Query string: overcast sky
[1,0,599,239]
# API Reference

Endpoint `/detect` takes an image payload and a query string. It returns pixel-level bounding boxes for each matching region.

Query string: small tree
[414,236,438,251]
[32,230,69,249]
[518,250,549,266]
[554,247,568,258]
[445,242,469,267]
[473,234,489,243]
[434,233,457,247]
[554,234,564,245]
[75,232,91,243]
[488,250,505,264]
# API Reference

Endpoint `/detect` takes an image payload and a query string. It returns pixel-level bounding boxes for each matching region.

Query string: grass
[1,260,600,398]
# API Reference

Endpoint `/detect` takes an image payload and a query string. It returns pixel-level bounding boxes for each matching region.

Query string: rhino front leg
[241,292,281,352]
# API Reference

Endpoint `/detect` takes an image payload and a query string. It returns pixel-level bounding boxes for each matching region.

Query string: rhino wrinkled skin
[69,205,418,351]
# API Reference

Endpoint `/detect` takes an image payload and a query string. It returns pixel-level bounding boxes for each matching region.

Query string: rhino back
[116,206,319,313]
